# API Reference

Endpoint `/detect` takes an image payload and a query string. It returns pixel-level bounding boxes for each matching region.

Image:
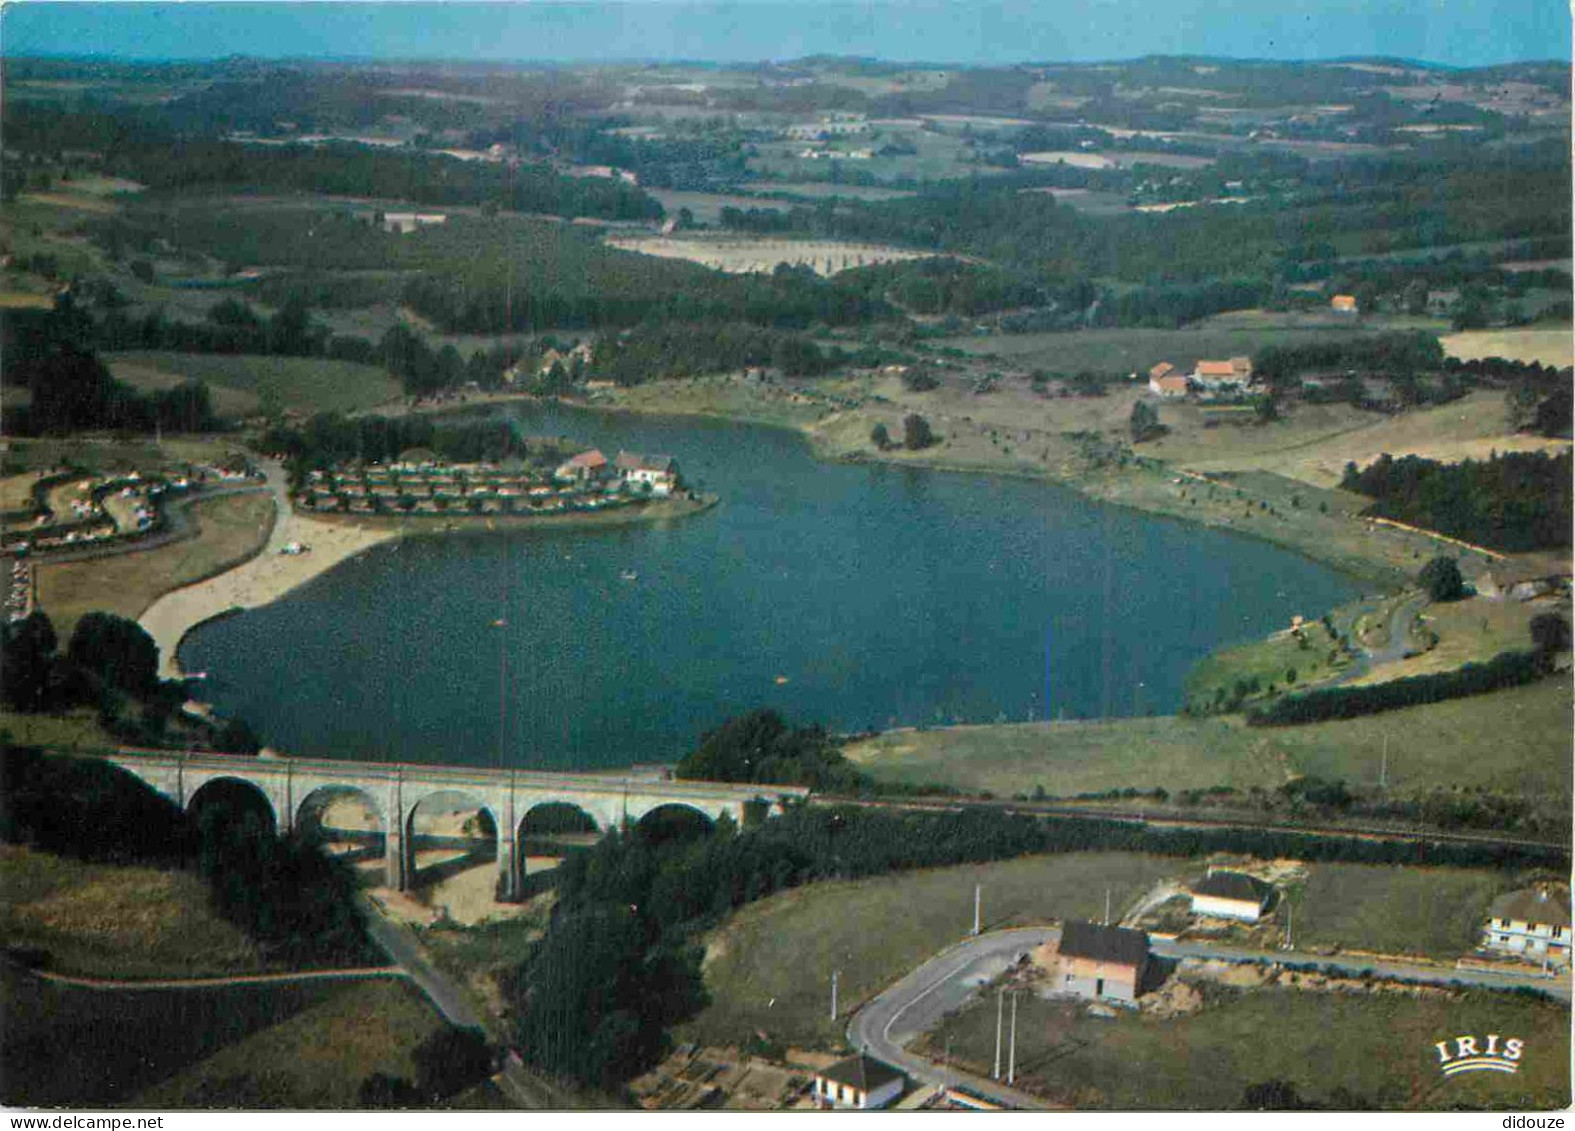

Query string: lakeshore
[138,450,717,680]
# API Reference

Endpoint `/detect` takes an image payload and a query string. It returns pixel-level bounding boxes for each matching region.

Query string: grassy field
[0,708,122,752]
[846,714,1290,797]
[681,852,1183,1050]
[1183,615,1352,713]
[1285,862,1509,960]
[1353,592,1563,685]
[0,435,244,476]
[935,311,1443,377]
[35,490,275,636]
[0,845,266,978]
[1441,328,1574,368]
[105,351,403,417]
[927,986,1569,1110]
[1172,390,1573,488]
[132,977,446,1109]
[592,374,836,431]
[0,967,442,1109]
[846,676,1573,802]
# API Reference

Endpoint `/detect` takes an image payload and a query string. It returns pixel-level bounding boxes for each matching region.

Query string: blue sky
[3,1,1570,66]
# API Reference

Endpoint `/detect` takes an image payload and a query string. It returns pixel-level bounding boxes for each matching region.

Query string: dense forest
[1341,450,1572,551]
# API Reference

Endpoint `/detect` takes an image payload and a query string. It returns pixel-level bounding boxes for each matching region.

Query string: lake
[180,403,1362,770]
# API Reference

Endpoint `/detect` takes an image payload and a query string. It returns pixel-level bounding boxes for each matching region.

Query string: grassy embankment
[843,676,1572,802]
[34,490,276,637]
[2,489,277,750]
[2,967,444,1109]
[0,844,461,1109]
[0,844,267,978]
[107,350,403,417]
[922,986,1569,1110]
[682,852,1183,1050]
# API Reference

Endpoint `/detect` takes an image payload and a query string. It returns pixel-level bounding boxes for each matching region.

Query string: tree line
[1341,450,1572,552]
[1246,648,1556,727]
[262,411,533,480]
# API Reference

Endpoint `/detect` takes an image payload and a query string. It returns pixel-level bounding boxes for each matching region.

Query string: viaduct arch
[101,749,808,900]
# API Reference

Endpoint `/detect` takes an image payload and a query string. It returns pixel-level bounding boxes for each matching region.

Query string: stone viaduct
[101,749,810,901]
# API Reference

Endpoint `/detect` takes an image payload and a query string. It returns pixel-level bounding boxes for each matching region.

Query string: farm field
[1166,390,1572,487]
[0,844,267,978]
[925,986,1569,1110]
[1441,328,1574,368]
[1284,862,1511,959]
[936,311,1445,377]
[682,852,1184,1050]
[105,351,403,417]
[745,180,916,202]
[603,232,938,275]
[845,676,1574,804]
[35,490,276,636]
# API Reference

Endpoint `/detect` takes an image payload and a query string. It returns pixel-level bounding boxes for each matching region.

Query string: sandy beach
[139,460,398,679]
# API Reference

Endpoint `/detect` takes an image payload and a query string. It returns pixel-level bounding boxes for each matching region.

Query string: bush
[1418,556,1465,602]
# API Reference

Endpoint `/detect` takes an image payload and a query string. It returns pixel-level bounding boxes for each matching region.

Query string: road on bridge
[848,925,1571,1108]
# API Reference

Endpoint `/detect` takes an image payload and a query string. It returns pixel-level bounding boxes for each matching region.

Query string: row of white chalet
[1148,357,1255,398]
[554,448,681,496]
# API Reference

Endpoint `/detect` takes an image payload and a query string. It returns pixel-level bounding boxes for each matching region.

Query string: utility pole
[992,988,1004,1079]
[973,883,982,936]
[1380,734,1388,789]
[1007,992,1018,1086]
[1104,888,1111,926]
[1285,903,1294,950]
[830,970,839,1021]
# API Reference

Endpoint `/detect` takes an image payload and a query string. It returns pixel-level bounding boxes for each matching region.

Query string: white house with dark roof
[1057,919,1150,1002]
[812,1054,905,1109]
[1190,870,1274,923]
[1481,888,1571,968]
[614,451,679,496]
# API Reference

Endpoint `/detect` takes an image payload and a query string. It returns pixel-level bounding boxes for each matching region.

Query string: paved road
[1326,590,1431,688]
[848,925,1572,1109]
[19,964,402,991]
[357,893,486,1030]
[846,928,1059,1110]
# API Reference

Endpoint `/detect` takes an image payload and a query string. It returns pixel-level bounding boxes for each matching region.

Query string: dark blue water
[181,404,1360,769]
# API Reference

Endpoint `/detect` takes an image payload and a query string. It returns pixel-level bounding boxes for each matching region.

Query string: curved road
[848,926,1571,1109]
[846,927,1059,1110]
